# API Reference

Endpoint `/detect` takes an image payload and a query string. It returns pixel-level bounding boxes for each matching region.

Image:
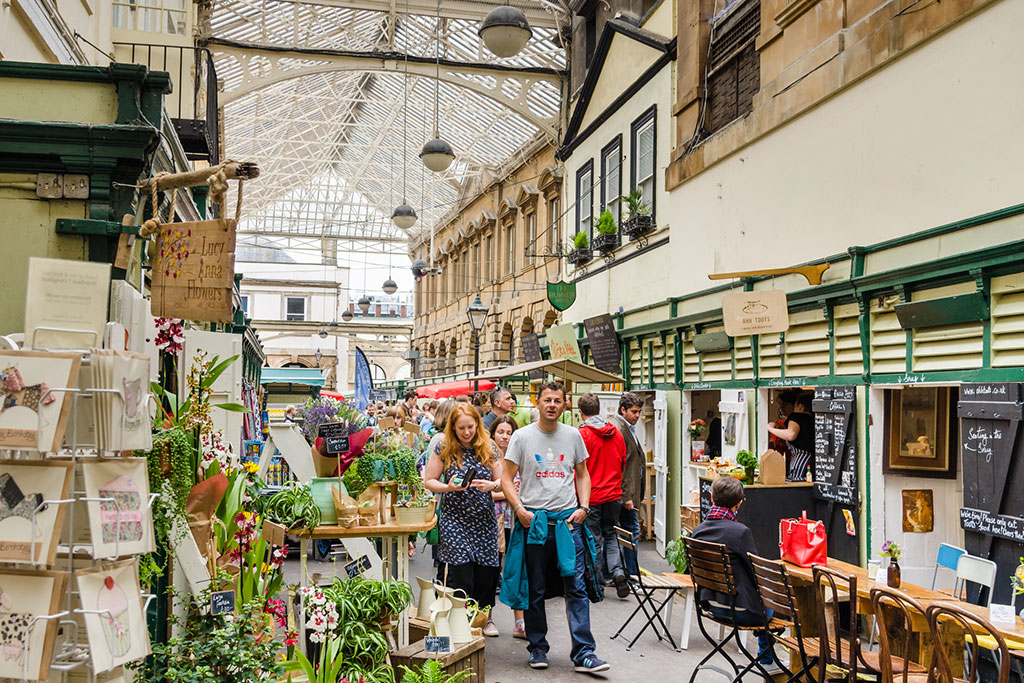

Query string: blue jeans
[708,605,776,661]
[523,523,597,664]
[618,507,641,577]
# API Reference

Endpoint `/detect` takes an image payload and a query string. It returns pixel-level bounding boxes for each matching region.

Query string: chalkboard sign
[424,636,451,653]
[811,386,860,564]
[370,389,388,402]
[584,314,622,375]
[521,333,545,380]
[326,436,350,454]
[958,383,1024,602]
[211,590,236,615]
[698,477,713,520]
[345,555,372,579]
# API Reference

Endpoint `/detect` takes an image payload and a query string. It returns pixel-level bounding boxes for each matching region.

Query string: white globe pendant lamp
[391,203,417,229]
[421,0,455,173]
[479,4,532,58]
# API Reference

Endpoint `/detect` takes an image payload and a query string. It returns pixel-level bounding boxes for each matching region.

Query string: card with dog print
[0,567,68,680]
[0,460,74,565]
[0,350,81,452]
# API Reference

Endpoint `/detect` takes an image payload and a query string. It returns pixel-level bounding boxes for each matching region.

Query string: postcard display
[1,258,155,681]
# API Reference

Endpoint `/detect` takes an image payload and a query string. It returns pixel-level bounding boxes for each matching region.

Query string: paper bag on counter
[311,445,339,477]
[332,485,358,528]
[186,472,229,566]
[759,449,786,485]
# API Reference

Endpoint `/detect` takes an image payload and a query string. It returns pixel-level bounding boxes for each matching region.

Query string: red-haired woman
[423,402,502,629]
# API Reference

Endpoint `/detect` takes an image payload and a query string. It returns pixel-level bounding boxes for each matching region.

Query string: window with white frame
[239,295,250,314]
[631,108,656,221]
[113,0,187,34]
[285,296,306,321]
[576,162,593,241]
[547,196,560,250]
[524,210,536,255]
[601,138,622,226]
[484,234,493,282]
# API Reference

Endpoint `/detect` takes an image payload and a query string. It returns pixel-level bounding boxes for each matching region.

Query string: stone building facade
[410,140,565,378]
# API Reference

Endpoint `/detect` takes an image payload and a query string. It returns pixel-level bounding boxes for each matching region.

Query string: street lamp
[314,348,323,365]
[466,293,489,392]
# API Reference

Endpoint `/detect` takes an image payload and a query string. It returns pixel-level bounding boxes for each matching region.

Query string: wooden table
[783,557,1024,668]
[290,515,437,648]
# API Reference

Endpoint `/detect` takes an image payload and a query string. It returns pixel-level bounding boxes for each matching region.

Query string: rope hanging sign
[141,163,253,323]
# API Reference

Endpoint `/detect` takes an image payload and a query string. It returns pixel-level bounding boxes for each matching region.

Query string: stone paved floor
[283,537,748,683]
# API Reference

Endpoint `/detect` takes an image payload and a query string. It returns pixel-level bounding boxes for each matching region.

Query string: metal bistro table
[290,515,437,648]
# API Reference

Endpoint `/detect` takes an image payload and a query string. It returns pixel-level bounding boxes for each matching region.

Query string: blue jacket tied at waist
[499,508,602,610]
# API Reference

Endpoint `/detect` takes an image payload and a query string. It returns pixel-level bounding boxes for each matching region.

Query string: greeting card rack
[2,338,156,682]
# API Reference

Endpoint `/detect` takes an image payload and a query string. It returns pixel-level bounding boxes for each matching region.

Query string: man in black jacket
[690,477,776,667]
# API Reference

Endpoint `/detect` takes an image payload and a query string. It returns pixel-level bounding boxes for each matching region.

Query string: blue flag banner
[354,347,373,411]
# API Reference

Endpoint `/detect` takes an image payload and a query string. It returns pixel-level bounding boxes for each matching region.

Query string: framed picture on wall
[883,386,958,478]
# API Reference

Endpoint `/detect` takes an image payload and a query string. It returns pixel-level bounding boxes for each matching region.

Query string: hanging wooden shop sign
[151,218,237,322]
[721,289,790,337]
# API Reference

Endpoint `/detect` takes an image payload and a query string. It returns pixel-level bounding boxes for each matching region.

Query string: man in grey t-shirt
[501,382,609,675]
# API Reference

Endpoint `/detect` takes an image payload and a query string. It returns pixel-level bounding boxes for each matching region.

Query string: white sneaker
[482,619,500,637]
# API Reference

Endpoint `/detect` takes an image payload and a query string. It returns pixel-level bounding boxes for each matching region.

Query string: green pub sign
[547,280,577,311]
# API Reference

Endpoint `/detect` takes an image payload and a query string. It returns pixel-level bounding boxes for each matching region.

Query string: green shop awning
[259,368,325,387]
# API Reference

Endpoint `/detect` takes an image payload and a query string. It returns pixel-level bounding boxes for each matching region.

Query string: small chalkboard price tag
[424,635,451,653]
[325,436,350,454]
[345,555,372,579]
[211,590,236,615]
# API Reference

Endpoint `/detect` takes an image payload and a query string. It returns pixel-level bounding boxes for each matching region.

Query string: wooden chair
[748,553,818,682]
[869,586,932,683]
[685,537,781,683]
[812,566,886,682]
[926,602,1010,683]
[609,525,690,652]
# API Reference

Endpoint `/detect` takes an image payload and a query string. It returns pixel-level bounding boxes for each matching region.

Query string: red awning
[318,389,347,401]
[415,379,496,399]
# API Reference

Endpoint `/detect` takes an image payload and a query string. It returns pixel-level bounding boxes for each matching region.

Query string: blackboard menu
[958,383,1024,601]
[698,477,713,520]
[584,314,622,375]
[811,386,858,506]
[521,333,545,380]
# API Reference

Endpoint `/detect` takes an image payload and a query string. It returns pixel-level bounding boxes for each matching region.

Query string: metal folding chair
[748,553,818,682]
[932,543,967,591]
[684,537,778,683]
[609,525,689,652]
[953,554,998,607]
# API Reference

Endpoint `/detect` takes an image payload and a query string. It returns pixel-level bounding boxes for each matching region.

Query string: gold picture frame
[884,387,958,478]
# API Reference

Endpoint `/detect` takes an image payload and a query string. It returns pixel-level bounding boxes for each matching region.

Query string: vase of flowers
[689,419,708,439]
[879,540,902,588]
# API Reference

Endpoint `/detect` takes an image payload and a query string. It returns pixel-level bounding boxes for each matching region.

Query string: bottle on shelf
[805,466,813,483]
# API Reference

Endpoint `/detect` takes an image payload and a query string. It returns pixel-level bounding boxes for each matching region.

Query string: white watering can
[415,576,436,619]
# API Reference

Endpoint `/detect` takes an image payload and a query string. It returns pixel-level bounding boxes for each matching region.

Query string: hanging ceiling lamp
[341,309,354,322]
[420,0,455,173]
[479,4,533,58]
[392,0,419,230]
[382,279,398,295]
[357,296,372,315]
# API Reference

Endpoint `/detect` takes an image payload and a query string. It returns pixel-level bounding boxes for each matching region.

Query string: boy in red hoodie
[577,393,629,598]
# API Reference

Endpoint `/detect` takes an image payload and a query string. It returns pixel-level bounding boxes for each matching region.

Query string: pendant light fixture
[479,3,532,58]
[392,0,419,229]
[420,0,455,173]
[357,296,372,315]
[341,309,354,322]
[382,251,398,295]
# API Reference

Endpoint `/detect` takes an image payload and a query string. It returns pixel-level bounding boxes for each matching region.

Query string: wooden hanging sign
[151,218,237,322]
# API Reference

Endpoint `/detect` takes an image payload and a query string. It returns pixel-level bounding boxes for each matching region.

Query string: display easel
[1,330,157,682]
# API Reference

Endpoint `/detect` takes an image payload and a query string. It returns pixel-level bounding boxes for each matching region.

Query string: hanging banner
[546,324,582,362]
[151,218,237,322]
[354,347,372,412]
[547,281,577,311]
[721,289,789,337]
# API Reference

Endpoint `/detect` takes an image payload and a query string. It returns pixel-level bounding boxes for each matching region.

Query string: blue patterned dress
[435,442,499,568]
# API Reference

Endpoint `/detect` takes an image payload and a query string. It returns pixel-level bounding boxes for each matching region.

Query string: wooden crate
[409,615,430,643]
[391,636,485,683]
[681,506,700,532]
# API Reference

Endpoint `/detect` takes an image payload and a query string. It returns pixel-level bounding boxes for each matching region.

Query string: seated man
[689,477,776,668]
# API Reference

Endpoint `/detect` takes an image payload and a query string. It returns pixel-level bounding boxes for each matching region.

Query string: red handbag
[779,511,827,567]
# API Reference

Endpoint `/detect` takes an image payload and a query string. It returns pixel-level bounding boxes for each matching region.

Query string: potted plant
[567,231,591,266]
[879,540,903,588]
[398,660,473,683]
[665,532,690,574]
[1013,557,1024,620]
[395,487,435,525]
[592,209,621,254]
[621,188,654,240]
[736,449,758,484]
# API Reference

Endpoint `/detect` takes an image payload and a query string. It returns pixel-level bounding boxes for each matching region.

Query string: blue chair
[932,542,966,591]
